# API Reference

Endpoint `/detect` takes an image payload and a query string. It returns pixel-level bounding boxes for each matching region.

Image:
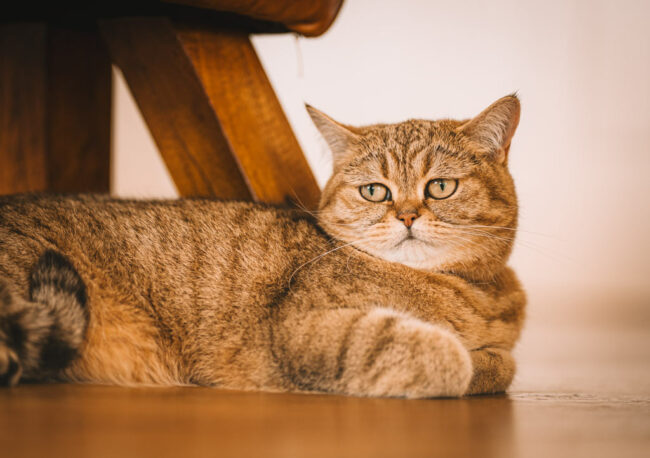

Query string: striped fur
[0,95,525,397]
[0,251,87,384]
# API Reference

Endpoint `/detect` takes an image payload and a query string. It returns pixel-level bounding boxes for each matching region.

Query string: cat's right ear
[306,105,360,168]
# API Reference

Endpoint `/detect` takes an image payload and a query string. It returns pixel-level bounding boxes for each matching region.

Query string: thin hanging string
[293,33,305,79]
[292,32,331,186]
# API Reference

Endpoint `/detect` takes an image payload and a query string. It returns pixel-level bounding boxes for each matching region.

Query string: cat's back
[0,193,322,244]
[0,194,329,294]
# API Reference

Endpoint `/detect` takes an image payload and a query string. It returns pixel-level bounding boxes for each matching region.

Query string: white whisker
[456,223,558,239]
[288,235,384,290]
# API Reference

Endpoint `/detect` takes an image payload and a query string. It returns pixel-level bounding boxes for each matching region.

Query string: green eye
[359,183,392,202]
[426,178,458,200]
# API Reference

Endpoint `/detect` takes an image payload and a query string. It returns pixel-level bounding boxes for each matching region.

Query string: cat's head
[308,94,520,279]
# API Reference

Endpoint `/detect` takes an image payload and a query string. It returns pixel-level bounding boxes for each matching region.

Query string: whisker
[452,225,569,262]
[288,235,384,290]
[456,223,558,239]
[445,234,489,252]
[453,229,516,243]
[286,182,322,214]
[452,229,570,262]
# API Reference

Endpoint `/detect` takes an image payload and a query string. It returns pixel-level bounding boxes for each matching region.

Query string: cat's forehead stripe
[379,154,389,178]
[421,151,435,176]
[348,152,384,170]
[346,147,471,185]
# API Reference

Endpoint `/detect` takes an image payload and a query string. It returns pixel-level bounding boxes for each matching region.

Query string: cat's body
[0,95,526,397]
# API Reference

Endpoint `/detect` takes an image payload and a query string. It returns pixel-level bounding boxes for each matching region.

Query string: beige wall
[112,0,650,297]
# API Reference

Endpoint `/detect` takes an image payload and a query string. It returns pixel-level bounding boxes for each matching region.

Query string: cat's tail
[0,250,88,386]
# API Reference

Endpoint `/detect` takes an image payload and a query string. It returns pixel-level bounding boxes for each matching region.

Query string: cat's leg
[271,307,472,398]
[464,347,515,395]
[0,250,88,386]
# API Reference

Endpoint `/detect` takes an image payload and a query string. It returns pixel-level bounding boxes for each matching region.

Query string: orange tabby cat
[0,94,525,397]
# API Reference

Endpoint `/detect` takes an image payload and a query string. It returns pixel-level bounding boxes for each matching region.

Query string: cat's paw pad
[0,344,22,387]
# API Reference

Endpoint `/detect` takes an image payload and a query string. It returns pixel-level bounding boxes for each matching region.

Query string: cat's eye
[359,183,392,202]
[425,179,458,200]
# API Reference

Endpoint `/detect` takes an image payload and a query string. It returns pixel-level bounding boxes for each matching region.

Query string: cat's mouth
[396,232,424,247]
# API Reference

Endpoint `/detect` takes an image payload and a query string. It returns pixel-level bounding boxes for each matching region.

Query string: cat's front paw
[0,343,21,386]
[345,308,472,398]
[395,315,472,398]
[465,347,515,395]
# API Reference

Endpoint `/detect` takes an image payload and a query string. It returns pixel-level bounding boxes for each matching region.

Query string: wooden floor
[1,290,648,458]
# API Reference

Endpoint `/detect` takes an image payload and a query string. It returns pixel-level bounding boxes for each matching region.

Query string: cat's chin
[368,238,451,272]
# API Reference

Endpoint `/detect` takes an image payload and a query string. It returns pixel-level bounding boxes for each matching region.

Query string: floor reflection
[1,385,516,458]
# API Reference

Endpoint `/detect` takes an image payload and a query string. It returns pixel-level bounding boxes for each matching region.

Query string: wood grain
[176,22,321,208]
[47,23,111,193]
[0,23,112,195]
[0,384,647,458]
[99,17,252,199]
[0,24,48,195]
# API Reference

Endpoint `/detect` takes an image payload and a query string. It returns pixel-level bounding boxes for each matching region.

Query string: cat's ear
[458,94,520,163]
[306,105,360,168]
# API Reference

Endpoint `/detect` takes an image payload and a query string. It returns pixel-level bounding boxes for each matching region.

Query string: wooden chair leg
[47,23,112,193]
[0,23,111,196]
[100,17,321,208]
[0,24,49,195]
[175,21,321,209]
[99,17,252,201]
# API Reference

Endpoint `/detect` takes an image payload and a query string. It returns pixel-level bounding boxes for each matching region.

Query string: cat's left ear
[458,94,521,164]
[306,105,360,169]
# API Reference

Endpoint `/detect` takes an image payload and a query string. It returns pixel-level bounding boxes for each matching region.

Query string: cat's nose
[397,211,419,228]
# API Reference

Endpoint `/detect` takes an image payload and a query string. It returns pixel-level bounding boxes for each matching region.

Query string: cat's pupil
[368,185,375,195]
[439,182,446,191]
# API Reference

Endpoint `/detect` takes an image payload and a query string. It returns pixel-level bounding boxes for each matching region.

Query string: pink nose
[397,212,419,228]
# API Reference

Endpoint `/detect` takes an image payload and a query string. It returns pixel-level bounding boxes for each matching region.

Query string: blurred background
[1,2,647,456]
[111,0,650,393]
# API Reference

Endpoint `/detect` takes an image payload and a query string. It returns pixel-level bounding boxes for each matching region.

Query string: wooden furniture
[0,1,343,208]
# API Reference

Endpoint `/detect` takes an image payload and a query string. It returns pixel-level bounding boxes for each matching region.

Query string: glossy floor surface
[1,290,649,458]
